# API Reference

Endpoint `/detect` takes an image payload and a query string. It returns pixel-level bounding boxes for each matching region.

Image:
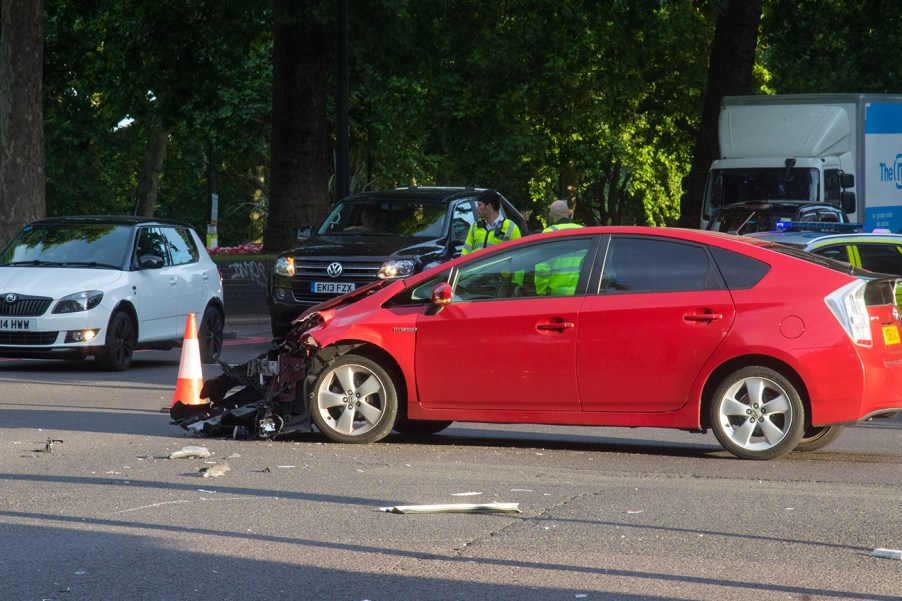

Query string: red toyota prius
[197,227,902,460]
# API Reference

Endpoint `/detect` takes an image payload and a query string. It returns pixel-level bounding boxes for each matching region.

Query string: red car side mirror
[430,282,453,307]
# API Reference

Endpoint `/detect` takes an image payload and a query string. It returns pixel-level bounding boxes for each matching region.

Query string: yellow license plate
[883,325,900,345]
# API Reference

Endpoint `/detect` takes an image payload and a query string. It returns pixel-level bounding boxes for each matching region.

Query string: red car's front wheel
[311,354,399,444]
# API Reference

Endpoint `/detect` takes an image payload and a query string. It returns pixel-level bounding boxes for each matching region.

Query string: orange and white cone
[170,313,207,416]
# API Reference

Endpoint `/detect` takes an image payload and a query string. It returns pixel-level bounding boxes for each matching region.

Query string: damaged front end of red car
[170,311,327,439]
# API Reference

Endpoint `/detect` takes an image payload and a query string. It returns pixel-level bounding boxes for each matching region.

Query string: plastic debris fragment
[199,462,231,478]
[168,445,211,459]
[379,502,520,514]
[871,548,902,560]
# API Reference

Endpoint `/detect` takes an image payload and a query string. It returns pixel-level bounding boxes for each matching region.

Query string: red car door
[577,236,735,412]
[414,237,594,412]
[415,297,582,411]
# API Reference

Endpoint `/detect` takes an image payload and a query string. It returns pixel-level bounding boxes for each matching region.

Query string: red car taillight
[826,278,901,347]
[826,280,872,346]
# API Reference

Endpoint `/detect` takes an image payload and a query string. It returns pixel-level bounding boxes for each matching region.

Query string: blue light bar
[774,221,862,233]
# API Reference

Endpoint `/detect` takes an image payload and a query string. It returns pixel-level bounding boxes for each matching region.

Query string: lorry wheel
[311,354,398,444]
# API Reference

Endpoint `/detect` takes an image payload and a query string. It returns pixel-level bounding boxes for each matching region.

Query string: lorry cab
[702,156,854,228]
[698,93,902,232]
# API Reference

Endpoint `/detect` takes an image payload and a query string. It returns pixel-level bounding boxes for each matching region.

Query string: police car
[706,200,850,234]
[747,224,902,303]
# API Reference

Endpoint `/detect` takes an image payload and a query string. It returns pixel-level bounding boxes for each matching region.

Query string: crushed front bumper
[170,320,318,439]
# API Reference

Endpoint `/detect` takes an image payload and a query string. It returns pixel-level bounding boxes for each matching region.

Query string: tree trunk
[264,0,331,253]
[0,0,45,246]
[134,129,169,217]
[679,0,763,227]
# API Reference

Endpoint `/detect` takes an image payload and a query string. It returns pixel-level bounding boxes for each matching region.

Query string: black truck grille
[291,258,383,304]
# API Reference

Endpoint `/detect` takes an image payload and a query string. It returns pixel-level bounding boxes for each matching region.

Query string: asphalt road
[1,324,901,601]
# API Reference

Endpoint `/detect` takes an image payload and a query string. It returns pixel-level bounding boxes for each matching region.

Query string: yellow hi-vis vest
[536,222,583,296]
[461,218,521,255]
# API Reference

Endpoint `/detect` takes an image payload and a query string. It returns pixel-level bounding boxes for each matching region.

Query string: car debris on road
[871,548,902,560]
[378,502,521,514]
[168,445,212,459]
[199,462,231,478]
[35,438,64,453]
[170,313,321,440]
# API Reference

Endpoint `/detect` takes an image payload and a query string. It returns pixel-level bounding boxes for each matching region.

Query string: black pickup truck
[266,186,528,338]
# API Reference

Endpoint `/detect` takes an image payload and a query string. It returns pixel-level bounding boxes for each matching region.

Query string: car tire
[198,306,224,363]
[393,418,453,436]
[311,354,398,444]
[709,366,805,460]
[794,424,844,452]
[95,311,136,371]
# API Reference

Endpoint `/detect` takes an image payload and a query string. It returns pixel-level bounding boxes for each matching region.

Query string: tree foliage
[344,0,713,228]
[762,0,902,93]
[26,0,902,252]
[43,0,271,243]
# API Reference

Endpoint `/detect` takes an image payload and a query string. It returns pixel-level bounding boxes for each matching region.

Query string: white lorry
[701,94,902,231]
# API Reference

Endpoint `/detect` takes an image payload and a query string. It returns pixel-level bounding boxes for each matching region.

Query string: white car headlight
[379,259,415,279]
[274,256,295,277]
[53,290,104,314]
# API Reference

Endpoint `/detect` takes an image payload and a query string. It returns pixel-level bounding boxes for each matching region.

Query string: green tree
[43,0,272,245]
[762,0,902,93]
[343,1,713,228]
[35,0,824,249]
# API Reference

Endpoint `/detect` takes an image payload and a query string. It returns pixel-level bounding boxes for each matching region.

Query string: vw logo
[326,262,343,278]
[3,293,16,304]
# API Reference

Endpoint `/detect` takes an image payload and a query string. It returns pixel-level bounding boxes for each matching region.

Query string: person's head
[548,200,571,224]
[476,189,502,221]
[361,207,377,225]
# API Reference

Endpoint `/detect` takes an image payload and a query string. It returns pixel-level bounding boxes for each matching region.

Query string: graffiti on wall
[224,260,269,287]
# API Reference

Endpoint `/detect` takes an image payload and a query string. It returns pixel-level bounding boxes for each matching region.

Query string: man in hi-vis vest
[461,189,521,255]
[536,200,583,296]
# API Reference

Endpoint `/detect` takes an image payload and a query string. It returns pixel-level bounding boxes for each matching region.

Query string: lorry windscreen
[704,167,819,219]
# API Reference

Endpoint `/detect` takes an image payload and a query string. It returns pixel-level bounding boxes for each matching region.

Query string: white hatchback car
[0,216,225,370]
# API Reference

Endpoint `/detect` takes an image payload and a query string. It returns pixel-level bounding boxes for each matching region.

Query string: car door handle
[536,320,575,332]
[169,277,178,286]
[683,311,723,323]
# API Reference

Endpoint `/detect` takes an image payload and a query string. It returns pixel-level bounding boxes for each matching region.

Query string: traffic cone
[170,313,208,419]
